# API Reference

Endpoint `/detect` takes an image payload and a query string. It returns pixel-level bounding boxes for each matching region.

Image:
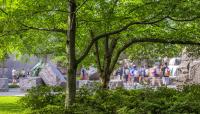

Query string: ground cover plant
[0,97,23,114]
[19,85,200,114]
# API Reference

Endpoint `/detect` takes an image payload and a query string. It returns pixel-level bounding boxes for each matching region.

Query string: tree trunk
[65,0,77,109]
[93,37,118,89]
[101,36,112,89]
[101,72,111,89]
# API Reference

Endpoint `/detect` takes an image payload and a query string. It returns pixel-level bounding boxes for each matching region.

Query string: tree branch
[128,2,155,14]
[0,29,29,37]
[109,37,118,57]
[0,8,8,15]
[110,38,200,71]
[91,30,103,72]
[76,17,167,64]
[20,23,67,33]
[75,0,88,13]
[31,9,68,15]
[167,16,200,22]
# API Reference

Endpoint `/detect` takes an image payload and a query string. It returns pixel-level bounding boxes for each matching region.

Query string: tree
[1,0,200,107]
[86,0,200,88]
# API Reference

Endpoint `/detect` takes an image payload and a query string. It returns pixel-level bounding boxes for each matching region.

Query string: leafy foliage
[20,85,200,114]
[19,85,65,110]
[1,0,200,63]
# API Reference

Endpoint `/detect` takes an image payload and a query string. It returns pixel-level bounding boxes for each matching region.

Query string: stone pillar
[0,78,9,92]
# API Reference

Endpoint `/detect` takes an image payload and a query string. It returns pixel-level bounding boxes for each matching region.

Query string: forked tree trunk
[93,36,118,89]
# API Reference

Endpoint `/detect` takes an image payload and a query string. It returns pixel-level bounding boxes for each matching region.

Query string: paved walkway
[0,88,26,96]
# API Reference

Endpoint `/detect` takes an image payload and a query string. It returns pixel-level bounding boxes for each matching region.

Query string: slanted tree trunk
[65,0,77,109]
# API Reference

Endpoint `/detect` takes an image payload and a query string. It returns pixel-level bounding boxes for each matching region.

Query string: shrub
[9,84,20,88]
[75,85,200,114]
[20,84,200,114]
[19,85,65,110]
[27,105,65,114]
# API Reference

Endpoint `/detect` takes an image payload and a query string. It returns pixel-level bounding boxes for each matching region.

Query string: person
[27,71,30,77]
[132,65,139,86]
[81,65,87,80]
[162,63,170,86]
[143,65,149,85]
[21,69,26,77]
[129,65,135,86]
[119,66,124,80]
[151,65,161,87]
[139,66,146,84]
[12,69,17,84]
[124,65,129,83]
[116,67,122,80]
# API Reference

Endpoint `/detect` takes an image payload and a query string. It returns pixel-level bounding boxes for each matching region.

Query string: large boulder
[89,72,100,80]
[0,78,8,92]
[39,63,66,86]
[19,77,43,91]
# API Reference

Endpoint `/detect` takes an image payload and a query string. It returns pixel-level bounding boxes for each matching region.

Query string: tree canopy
[1,0,200,106]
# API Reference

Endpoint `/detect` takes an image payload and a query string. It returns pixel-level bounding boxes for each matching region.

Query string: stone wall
[0,78,9,92]
[19,77,43,91]
[189,61,200,84]
[176,49,200,86]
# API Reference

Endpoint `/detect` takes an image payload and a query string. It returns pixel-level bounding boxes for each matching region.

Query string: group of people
[12,68,26,84]
[115,63,171,86]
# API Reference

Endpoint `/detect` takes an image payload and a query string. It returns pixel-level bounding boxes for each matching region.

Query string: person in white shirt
[12,69,17,84]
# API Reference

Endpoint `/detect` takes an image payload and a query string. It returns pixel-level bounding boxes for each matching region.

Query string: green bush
[9,84,20,88]
[20,84,200,114]
[19,85,65,110]
[75,85,200,114]
[27,105,65,114]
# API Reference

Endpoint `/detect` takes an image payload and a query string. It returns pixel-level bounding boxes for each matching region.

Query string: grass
[0,97,23,114]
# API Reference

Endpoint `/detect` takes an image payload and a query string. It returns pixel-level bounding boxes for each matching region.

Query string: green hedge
[20,85,200,114]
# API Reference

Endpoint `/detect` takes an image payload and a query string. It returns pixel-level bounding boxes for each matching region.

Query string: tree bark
[65,0,77,109]
[101,72,111,89]
[93,37,119,89]
[101,36,110,88]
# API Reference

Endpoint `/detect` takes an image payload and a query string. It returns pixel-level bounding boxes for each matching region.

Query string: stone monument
[176,49,200,86]
[19,77,43,91]
[176,49,191,86]
[39,62,66,86]
[189,61,200,84]
[19,60,45,91]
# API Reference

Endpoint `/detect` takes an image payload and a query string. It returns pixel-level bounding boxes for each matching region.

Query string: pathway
[0,88,26,96]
